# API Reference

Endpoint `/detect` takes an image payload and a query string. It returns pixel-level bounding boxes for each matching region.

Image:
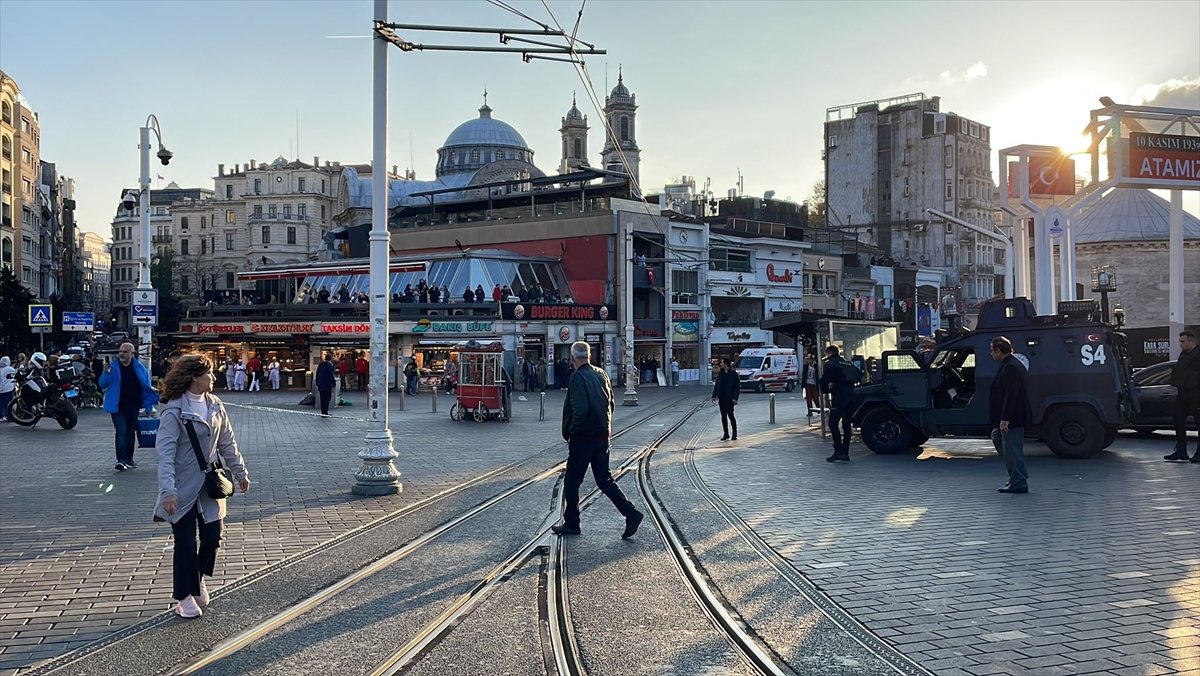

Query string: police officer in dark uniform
[1165,330,1200,462]
[820,345,858,463]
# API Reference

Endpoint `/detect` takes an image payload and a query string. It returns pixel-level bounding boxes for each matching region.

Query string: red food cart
[450,340,510,422]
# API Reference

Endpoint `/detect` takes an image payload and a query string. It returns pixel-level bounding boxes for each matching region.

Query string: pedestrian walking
[246,355,261,392]
[315,353,335,416]
[1165,330,1200,462]
[670,357,680,386]
[551,341,643,538]
[801,353,820,418]
[820,346,859,462]
[988,336,1031,493]
[152,354,250,619]
[404,359,419,396]
[268,358,281,390]
[712,358,740,441]
[355,353,368,392]
[224,360,235,391]
[233,360,246,391]
[0,356,16,421]
[98,343,159,471]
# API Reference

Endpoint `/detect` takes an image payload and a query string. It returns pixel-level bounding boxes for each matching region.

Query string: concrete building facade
[78,231,111,316]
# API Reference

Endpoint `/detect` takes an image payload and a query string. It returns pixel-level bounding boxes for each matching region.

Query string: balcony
[184,302,498,322]
[633,264,662,288]
[247,213,311,225]
[152,234,172,244]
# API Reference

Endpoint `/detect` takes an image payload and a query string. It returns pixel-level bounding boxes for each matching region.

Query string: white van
[734,347,800,392]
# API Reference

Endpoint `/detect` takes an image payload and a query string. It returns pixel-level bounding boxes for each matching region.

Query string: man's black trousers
[719,402,738,438]
[829,407,852,452]
[562,437,637,529]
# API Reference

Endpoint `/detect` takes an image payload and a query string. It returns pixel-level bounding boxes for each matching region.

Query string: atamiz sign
[501,303,615,321]
[1126,132,1200,188]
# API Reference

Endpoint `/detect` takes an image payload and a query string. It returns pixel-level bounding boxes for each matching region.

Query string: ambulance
[734,346,800,392]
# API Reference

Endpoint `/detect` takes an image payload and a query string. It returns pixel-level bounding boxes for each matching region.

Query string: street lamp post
[622,224,638,406]
[136,115,172,374]
[353,0,402,496]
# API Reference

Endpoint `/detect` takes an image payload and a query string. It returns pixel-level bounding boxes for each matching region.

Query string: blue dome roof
[440,105,530,151]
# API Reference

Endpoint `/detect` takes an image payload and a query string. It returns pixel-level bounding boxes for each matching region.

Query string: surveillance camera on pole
[157,147,173,166]
[121,190,138,212]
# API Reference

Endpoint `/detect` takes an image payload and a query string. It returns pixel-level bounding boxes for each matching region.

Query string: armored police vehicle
[850,298,1137,459]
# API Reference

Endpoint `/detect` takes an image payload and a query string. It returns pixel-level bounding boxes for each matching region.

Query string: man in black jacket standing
[551,342,643,538]
[820,346,858,462]
[315,353,335,417]
[1165,330,1200,462]
[712,358,740,441]
[989,336,1030,493]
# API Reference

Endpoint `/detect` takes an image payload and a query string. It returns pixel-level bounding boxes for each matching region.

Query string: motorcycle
[5,367,79,430]
[62,366,102,409]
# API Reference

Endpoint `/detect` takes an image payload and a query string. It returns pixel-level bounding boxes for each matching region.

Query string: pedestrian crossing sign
[28,303,53,327]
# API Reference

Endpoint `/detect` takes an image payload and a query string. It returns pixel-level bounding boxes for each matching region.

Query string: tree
[150,251,185,332]
[0,267,38,354]
[175,253,219,308]
[807,179,827,228]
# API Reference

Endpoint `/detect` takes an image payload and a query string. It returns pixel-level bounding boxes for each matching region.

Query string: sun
[1059,133,1093,157]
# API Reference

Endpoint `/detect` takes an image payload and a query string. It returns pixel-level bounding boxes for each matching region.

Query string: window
[180,217,189,231]
[709,247,752,272]
[201,216,207,228]
[287,226,297,244]
[22,148,31,165]
[226,210,235,224]
[252,205,262,218]
[180,239,190,255]
[298,177,305,192]
[620,116,629,141]
[226,271,235,289]
[297,204,306,218]
[254,178,262,194]
[22,178,31,195]
[283,205,291,217]
[828,134,838,148]
[261,225,271,245]
[572,138,582,159]
[201,238,207,255]
[225,185,233,199]
[320,205,326,220]
[671,269,699,304]
[944,179,953,200]
[225,232,234,250]
[1,236,11,264]
[471,149,479,163]
[0,102,9,124]
[944,245,954,265]
[970,122,979,138]
[268,204,277,217]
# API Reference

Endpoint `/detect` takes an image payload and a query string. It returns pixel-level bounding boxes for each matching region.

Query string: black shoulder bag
[184,419,235,500]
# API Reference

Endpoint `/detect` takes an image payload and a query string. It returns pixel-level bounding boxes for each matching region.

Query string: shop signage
[1127,132,1200,185]
[523,335,544,344]
[634,319,663,337]
[558,326,572,342]
[198,324,247,334]
[671,321,699,343]
[502,303,615,321]
[323,323,370,334]
[726,331,752,341]
[251,322,317,334]
[584,333,601,342]
[766,263,795,284]
[671,310,700,320]
[412,318,494,334]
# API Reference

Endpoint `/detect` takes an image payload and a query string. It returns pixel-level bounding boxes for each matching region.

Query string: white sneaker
[197,579,210,608]
[175,595,203,618]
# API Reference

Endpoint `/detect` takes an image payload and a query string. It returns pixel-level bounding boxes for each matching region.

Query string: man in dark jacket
[988,336,1030,493]
[820,346,858,462]
[552,342,643,539]
[315,353,335,416]
[1165,330,1200,462]
[711,358,740,441]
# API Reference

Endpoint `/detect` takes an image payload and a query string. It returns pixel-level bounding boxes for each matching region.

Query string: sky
[2,0,1198,239]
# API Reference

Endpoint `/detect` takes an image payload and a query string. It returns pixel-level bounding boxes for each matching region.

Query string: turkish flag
[1027,155,1076,196]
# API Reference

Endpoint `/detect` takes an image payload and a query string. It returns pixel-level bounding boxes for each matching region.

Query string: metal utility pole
[357,7,608,488]
[926,208,1013,299]
[622,224,638,405]
[136,115,170,374]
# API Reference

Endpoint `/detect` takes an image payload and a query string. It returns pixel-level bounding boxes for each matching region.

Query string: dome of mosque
[440,104,530,151]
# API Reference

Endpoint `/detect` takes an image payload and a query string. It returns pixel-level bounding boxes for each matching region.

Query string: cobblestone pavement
[0,384,693,674]
[694,394,1200,676]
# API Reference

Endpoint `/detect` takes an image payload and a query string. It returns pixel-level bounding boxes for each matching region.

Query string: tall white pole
[354,0,402,495]
[1059,218,1076,300]
[622,223,638,406]
[1168,189,1184,360]
[137,126,153,373]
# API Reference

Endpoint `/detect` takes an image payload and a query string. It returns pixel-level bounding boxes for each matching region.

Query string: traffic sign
[131,289,159,327]
[63,311,95,332]
[28,303,53,327]
[32,326,52,334]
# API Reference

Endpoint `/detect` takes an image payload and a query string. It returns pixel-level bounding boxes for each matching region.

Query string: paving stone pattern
[695,394,1200,676]
[0,385,692,674]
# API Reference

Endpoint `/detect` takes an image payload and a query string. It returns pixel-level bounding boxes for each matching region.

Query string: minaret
[559,92,589,175]
[600,66,640,190]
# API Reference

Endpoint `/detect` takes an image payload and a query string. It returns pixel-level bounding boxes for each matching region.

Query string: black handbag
[184,419,235,500]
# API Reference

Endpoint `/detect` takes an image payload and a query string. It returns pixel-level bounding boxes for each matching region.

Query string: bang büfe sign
[1126,132,1200,188]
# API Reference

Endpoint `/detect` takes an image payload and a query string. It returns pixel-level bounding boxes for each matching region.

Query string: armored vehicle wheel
[1101,427,1118,449]
[756,381,766,393]
[474,403,490,422]
[1044,406,1103,459]
[860,406,914,455]
[785,380,796,393]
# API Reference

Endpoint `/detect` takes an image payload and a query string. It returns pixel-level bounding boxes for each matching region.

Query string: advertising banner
[1125,132,1200,189]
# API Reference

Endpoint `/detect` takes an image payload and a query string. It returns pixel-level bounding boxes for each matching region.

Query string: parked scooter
[5,353,79,430]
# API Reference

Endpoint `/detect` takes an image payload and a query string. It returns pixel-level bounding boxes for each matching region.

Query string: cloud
[1130,77,1200,109]
[965,61,988,81]
[905,61,990,90]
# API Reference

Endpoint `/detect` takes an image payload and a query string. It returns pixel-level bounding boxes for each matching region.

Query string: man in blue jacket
[315,352,336,417]
[98,343,159,471]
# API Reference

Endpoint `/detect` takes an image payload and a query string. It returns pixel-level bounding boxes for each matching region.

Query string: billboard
[1124,132,1200,189]
[1006,155,1077,197]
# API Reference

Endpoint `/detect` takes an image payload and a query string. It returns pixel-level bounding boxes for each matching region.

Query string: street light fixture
[135,114,172,374]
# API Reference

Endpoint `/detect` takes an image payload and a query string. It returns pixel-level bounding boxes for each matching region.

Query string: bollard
[398,388,405,411]
[432,387,438,413]
[539,391,546,421]
[769,392,776,424]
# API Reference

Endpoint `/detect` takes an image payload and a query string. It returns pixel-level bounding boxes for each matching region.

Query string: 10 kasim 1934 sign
[1125,132,1200,189]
